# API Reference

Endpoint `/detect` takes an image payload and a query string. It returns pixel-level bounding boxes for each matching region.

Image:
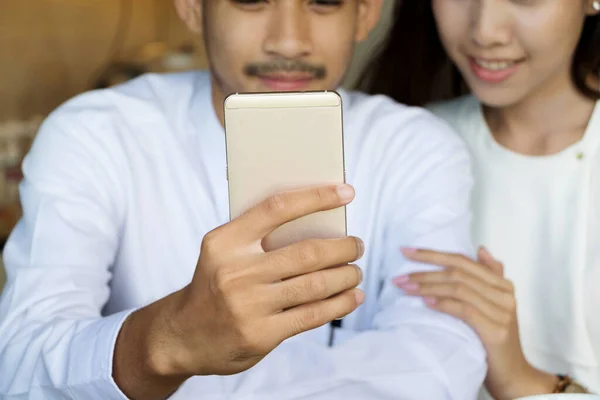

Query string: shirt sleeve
[221,114,487,400]
[0,108,132,399]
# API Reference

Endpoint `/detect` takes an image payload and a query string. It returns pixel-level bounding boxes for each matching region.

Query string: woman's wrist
[510,365,558,399]
[526,367,560,394]
[492,363,558,400]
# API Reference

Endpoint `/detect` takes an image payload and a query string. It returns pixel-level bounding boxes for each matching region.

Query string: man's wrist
[113,290,191,400]
[141,289,194,379]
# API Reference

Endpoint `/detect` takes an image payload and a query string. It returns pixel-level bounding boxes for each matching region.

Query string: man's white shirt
[0,71,485,399]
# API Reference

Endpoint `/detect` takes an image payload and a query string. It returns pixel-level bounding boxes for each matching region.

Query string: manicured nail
[398,283,419,291]
[400,248,417,256]
[336,184,355,203]
[355,289,366,305]
[424,297,436,306]
[481,246,497,258]
[392,275,410,285]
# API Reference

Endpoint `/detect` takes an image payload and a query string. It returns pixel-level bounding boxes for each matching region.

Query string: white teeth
[475,59,515,71]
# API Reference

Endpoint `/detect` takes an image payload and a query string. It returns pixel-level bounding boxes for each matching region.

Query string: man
[0,0,486,398]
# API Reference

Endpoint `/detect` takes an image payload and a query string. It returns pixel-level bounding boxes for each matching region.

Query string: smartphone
[224,91,347,252]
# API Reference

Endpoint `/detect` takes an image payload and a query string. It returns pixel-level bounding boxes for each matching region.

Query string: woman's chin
[469,85,526,109]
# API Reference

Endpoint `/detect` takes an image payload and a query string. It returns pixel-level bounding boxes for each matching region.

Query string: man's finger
[232,185,355,243]
[275,288,365,340]
[269,264,363,311]
[258,236,364,281]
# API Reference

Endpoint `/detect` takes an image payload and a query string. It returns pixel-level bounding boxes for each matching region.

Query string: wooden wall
[0,0,204,121]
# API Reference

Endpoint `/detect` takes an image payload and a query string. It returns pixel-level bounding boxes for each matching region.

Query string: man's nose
[263,3,313,59]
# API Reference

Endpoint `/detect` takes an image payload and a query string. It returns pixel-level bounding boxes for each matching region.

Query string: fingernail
[336,184,355,203]
[400,248,417,257]
[356,266,363,283]
[399,283,419,291]
[355,289,366,305]
[481,246,495,257]
[424,297,436,306]
[392,275,410,285]
[356,238,365,257]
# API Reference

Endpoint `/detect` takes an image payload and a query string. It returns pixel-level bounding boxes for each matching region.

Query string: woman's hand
[393,247,558,400]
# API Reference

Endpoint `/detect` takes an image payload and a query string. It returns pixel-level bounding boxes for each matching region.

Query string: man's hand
[114,184,365,400]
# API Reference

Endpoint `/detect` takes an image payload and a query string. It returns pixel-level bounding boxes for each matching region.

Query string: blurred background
[0,0,395,289]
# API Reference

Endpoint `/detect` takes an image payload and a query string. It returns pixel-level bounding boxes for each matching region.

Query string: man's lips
[258,74,315,91]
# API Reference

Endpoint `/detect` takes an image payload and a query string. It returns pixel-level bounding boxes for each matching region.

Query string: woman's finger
[426,297,505,344]
[400,248,512,291]
[399,279,512,325]
[477,246,504,277]
[395,269,517,312]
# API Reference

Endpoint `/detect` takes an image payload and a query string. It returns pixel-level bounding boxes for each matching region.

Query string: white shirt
[0,71,485,400]
[430,96,600,395]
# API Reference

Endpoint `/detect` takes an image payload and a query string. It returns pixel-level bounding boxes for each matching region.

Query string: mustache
[244,60,327,79]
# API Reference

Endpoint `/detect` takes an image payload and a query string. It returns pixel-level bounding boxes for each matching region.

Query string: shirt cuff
[66,309,136,399]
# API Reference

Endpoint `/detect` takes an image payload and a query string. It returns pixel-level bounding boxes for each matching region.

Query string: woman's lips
[469,57,523,84]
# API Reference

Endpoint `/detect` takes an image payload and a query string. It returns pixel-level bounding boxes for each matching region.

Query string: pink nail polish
[392,275,410,285]
[424,297,436,306]
[399,283,420,291]
[400,248,417,256]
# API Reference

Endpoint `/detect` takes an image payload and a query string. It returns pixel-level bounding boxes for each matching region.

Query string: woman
[359,0,600,398]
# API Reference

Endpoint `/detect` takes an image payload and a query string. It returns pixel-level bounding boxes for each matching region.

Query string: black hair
[358,1,600,106]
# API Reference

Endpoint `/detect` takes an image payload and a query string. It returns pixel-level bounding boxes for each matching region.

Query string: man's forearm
[113,289,191,400]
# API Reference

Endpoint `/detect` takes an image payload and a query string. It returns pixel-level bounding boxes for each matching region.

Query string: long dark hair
[358,0,600,107]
